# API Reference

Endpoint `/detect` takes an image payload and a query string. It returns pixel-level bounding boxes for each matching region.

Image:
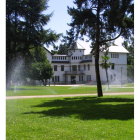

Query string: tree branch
[99,29,122,44]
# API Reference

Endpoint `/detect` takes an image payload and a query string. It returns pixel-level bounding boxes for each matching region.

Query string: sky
[44,0,125,51]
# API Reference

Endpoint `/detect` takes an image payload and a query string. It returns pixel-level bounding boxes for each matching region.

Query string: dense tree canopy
[6,0,61,88]
[67,0,134,97]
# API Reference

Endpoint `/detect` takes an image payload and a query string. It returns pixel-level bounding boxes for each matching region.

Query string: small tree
[100,52,112,89]
[29,47,54,85]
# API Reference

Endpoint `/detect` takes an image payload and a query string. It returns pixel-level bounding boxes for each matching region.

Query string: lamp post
[121,67,123,87]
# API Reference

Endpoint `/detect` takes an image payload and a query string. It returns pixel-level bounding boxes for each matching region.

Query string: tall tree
[6,0,61,89]
[67,0,134,97]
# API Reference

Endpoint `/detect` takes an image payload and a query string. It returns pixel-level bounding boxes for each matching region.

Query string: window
[65,76,67,82]
[79,75,83,81]
[55,76,59,82]
[88,64,90,70]
[61,65,64,71]
[111,53,119,58]
[78,65,80,71]
[87,75,91,81]
[84,64,86,70]
[111,63,115,70]
[54,65,57,71]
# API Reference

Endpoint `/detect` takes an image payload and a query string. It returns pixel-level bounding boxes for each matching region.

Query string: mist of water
[11,59,24,93]
[47,87,57,94]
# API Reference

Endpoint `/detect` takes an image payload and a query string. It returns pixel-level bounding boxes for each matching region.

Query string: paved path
[6,92,134,100]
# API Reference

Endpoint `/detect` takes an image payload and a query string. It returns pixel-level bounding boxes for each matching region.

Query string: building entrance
[71,76,76,84]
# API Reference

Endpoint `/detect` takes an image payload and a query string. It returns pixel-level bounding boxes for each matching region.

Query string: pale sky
[44,0,125,51]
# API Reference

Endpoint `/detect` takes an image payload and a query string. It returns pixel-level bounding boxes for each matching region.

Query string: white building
[45,41,129,85]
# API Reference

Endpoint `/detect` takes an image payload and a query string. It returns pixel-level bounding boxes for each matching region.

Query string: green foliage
[100,55,112,69]
[6,0,61,88]
[29,47,54,84]
[67,0,134,47]
[122,37,134,65]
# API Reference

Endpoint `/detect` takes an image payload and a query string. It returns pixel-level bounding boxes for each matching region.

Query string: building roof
[53,54,67,56]
[52,61,70,63]
[68,41,85,50]
[108,45,129,53]
[43,47,53,55]
[75,41,85,50]
[80,60,92,63]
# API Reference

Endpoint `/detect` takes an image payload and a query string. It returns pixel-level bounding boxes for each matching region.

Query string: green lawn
[6,85,134,96]
[6,95,134,140]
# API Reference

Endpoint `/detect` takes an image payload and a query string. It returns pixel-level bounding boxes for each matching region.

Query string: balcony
[64,70,85,75]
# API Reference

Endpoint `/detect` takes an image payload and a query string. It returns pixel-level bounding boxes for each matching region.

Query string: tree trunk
[95,0,103,97]
[95,55,103,97]
[105,68,109,89]
[49,79,50,86]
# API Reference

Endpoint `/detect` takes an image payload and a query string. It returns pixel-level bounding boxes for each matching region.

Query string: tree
[67,0,134,97]
[29,47,54,86]
[6,0,61,89]
[100,52,112,89]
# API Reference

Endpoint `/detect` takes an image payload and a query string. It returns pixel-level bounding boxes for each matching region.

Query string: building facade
[45,41,129,85]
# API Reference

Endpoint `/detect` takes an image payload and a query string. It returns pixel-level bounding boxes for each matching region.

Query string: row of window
[54,65,91,71]
[52,75,91,82]
[54,65,64,71]
[73,50,82,52]
[51,74,117,82]
[52,56,67,60]
[52,76,59,82]
[54,63,115,71]
[71,56,82,60]
[111,53,119,58]
[52,53,118,60]
[84,64,90,70]
[85,55,92,59]
[79,75,91,81]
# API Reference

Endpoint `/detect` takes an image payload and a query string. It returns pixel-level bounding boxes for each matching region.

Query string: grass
[123,83,134,87]
[6,95,134,140]
[6,84,134,96]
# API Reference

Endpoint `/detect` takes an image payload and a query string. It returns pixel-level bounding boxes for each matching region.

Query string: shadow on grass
[23,96,134,120]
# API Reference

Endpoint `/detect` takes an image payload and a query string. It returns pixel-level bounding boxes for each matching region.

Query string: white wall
[45,50,52,62]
